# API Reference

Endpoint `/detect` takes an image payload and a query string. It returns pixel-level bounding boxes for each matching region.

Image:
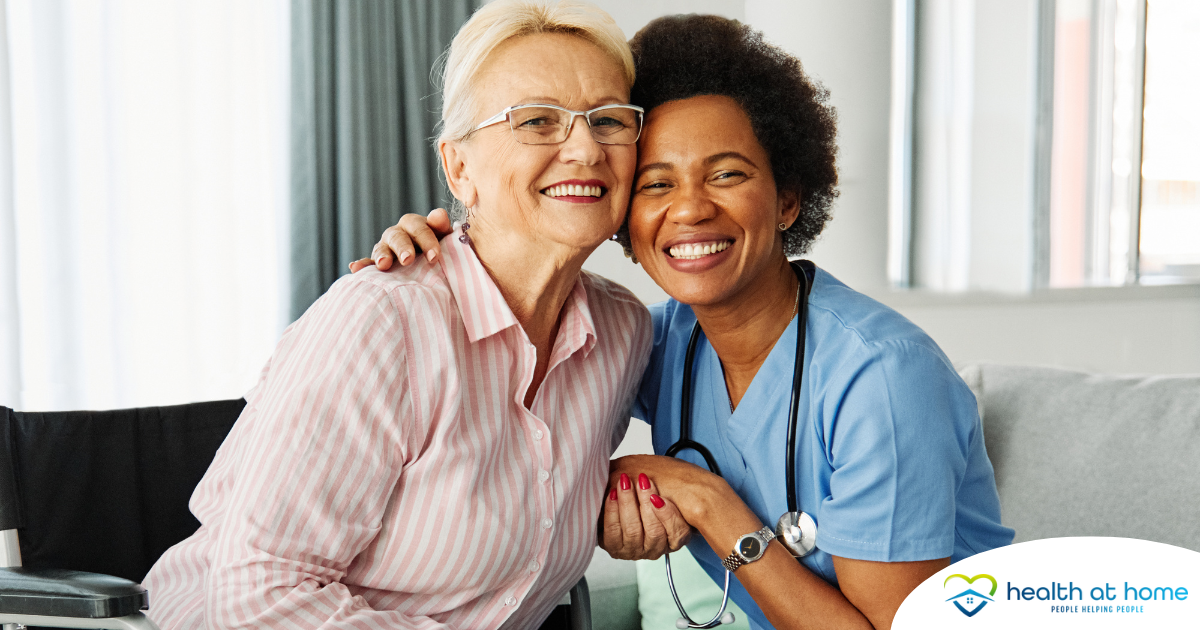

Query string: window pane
[1047,0,1092,287]
[1046,0,1145,287]
[1138,0,1200,283]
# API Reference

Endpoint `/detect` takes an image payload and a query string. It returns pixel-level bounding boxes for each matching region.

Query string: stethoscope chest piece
[776,510,818,557]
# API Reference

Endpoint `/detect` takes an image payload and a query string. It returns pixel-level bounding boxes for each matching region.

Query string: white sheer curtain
[0,0,289,411]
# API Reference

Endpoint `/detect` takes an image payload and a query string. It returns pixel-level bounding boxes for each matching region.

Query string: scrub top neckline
[699,312,804,493]
[718,313,801,434]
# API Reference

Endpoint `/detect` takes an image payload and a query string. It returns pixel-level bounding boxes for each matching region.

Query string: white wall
[882,284,1200,374]
[745,0,895,296]
[582,0,1200,376]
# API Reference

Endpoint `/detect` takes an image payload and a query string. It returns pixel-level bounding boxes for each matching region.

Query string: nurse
[354,14,1013,630]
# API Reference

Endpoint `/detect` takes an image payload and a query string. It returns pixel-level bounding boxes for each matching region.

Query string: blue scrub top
[631,266,1014,630]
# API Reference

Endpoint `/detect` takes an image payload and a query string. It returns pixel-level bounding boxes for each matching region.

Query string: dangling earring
[778,222,788,231]
[459,211,472,244]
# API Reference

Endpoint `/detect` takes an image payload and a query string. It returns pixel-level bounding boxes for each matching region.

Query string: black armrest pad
[0,567,148,618]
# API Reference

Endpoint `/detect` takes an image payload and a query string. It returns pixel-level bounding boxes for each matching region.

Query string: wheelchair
[0,401,590,630]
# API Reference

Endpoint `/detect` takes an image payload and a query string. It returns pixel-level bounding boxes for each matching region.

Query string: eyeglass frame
[471,103,645,145]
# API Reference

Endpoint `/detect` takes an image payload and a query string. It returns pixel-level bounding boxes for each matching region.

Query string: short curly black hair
[614,14,838,258]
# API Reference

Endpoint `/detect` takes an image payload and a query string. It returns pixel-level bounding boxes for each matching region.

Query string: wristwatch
[721,525,776,571]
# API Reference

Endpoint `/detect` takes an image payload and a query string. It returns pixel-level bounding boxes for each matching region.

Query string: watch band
[721,525,776,572]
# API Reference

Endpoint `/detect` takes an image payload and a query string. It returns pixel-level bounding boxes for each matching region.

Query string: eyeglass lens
[508,106,641,145]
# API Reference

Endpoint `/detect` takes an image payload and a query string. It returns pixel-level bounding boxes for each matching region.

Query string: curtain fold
[290,0,474,321]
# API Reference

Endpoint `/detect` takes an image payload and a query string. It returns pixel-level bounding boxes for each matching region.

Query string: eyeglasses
[473,103,644,145]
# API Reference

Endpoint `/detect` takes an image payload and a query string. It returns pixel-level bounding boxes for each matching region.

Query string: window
[890,0,1200,291]
[2,0,289,410]
[1137,0,1200,283]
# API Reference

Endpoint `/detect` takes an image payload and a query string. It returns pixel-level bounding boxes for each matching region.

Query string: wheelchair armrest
[568,575,592,630]
[0,567,148,618]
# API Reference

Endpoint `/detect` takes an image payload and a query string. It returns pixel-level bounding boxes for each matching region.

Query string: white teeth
[668,240,731,259]
[543,184,603,198]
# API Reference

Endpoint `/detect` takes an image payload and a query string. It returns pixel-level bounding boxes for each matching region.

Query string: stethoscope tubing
[785,262,810,514]
[670,262,810,510]
[666,552,732,629]
[663,261,814,628]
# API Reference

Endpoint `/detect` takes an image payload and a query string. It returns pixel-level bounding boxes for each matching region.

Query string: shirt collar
[440,226,597,356]
[552,276,598,361]
[441,227,521,342]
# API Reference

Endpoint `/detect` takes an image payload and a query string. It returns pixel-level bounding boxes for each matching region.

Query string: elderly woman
[359,13,1014,630]
[141,2,668,628]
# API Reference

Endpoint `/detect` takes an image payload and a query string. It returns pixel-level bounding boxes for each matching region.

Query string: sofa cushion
[959,364,1200,550]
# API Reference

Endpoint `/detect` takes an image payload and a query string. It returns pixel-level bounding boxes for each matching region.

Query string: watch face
[739,536,762,559]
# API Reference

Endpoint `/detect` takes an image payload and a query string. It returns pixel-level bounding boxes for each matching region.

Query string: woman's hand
[600,454,725,560]
[600,464,693,561]
[348,208,453,272]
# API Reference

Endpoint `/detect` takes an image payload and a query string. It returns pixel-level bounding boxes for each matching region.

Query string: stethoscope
[663,261,818,629]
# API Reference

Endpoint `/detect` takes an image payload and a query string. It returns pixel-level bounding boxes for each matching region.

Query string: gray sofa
[583,363,1200,630]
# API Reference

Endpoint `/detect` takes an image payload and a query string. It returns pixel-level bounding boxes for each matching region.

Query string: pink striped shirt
[144,229,651,629]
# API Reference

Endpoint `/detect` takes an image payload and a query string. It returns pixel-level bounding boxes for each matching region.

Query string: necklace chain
[729,279,803,414]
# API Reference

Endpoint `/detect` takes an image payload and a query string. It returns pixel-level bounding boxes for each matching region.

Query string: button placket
[527,415,554,533]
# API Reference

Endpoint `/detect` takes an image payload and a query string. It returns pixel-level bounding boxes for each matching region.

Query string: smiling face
[440,32,636,255]
[629,95,799,308]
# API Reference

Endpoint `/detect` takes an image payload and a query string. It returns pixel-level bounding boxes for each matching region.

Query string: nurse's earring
[778,222,787,231]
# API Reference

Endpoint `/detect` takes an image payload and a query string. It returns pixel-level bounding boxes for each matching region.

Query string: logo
[944,573,998,617]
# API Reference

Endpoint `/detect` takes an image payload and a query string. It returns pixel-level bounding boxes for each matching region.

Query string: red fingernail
[638,473,650,490]
[619,473,631,491]
[650,494,665,509]
[609,489,618,501]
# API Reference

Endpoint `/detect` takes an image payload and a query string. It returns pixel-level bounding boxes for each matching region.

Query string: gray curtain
[290,0,475,321]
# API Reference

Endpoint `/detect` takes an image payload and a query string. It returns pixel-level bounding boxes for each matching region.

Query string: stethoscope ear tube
[779,261,816,558]
[670,323,723,477]
[784,261,810,517]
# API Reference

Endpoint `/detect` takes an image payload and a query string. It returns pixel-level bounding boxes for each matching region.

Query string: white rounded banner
[894,537,1200,629]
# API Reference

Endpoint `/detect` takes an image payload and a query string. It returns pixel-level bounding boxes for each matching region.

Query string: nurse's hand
[347,208,452,272]
[600,468,691,561]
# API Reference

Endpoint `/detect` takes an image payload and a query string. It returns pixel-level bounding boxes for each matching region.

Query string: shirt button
[533,429,544,440]
[504,596,518,606]
[541,517,554,530]
[528,560,540,573]
[538,470,550,482]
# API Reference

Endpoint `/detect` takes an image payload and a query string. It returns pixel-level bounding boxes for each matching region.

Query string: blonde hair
[436,0,633,146]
